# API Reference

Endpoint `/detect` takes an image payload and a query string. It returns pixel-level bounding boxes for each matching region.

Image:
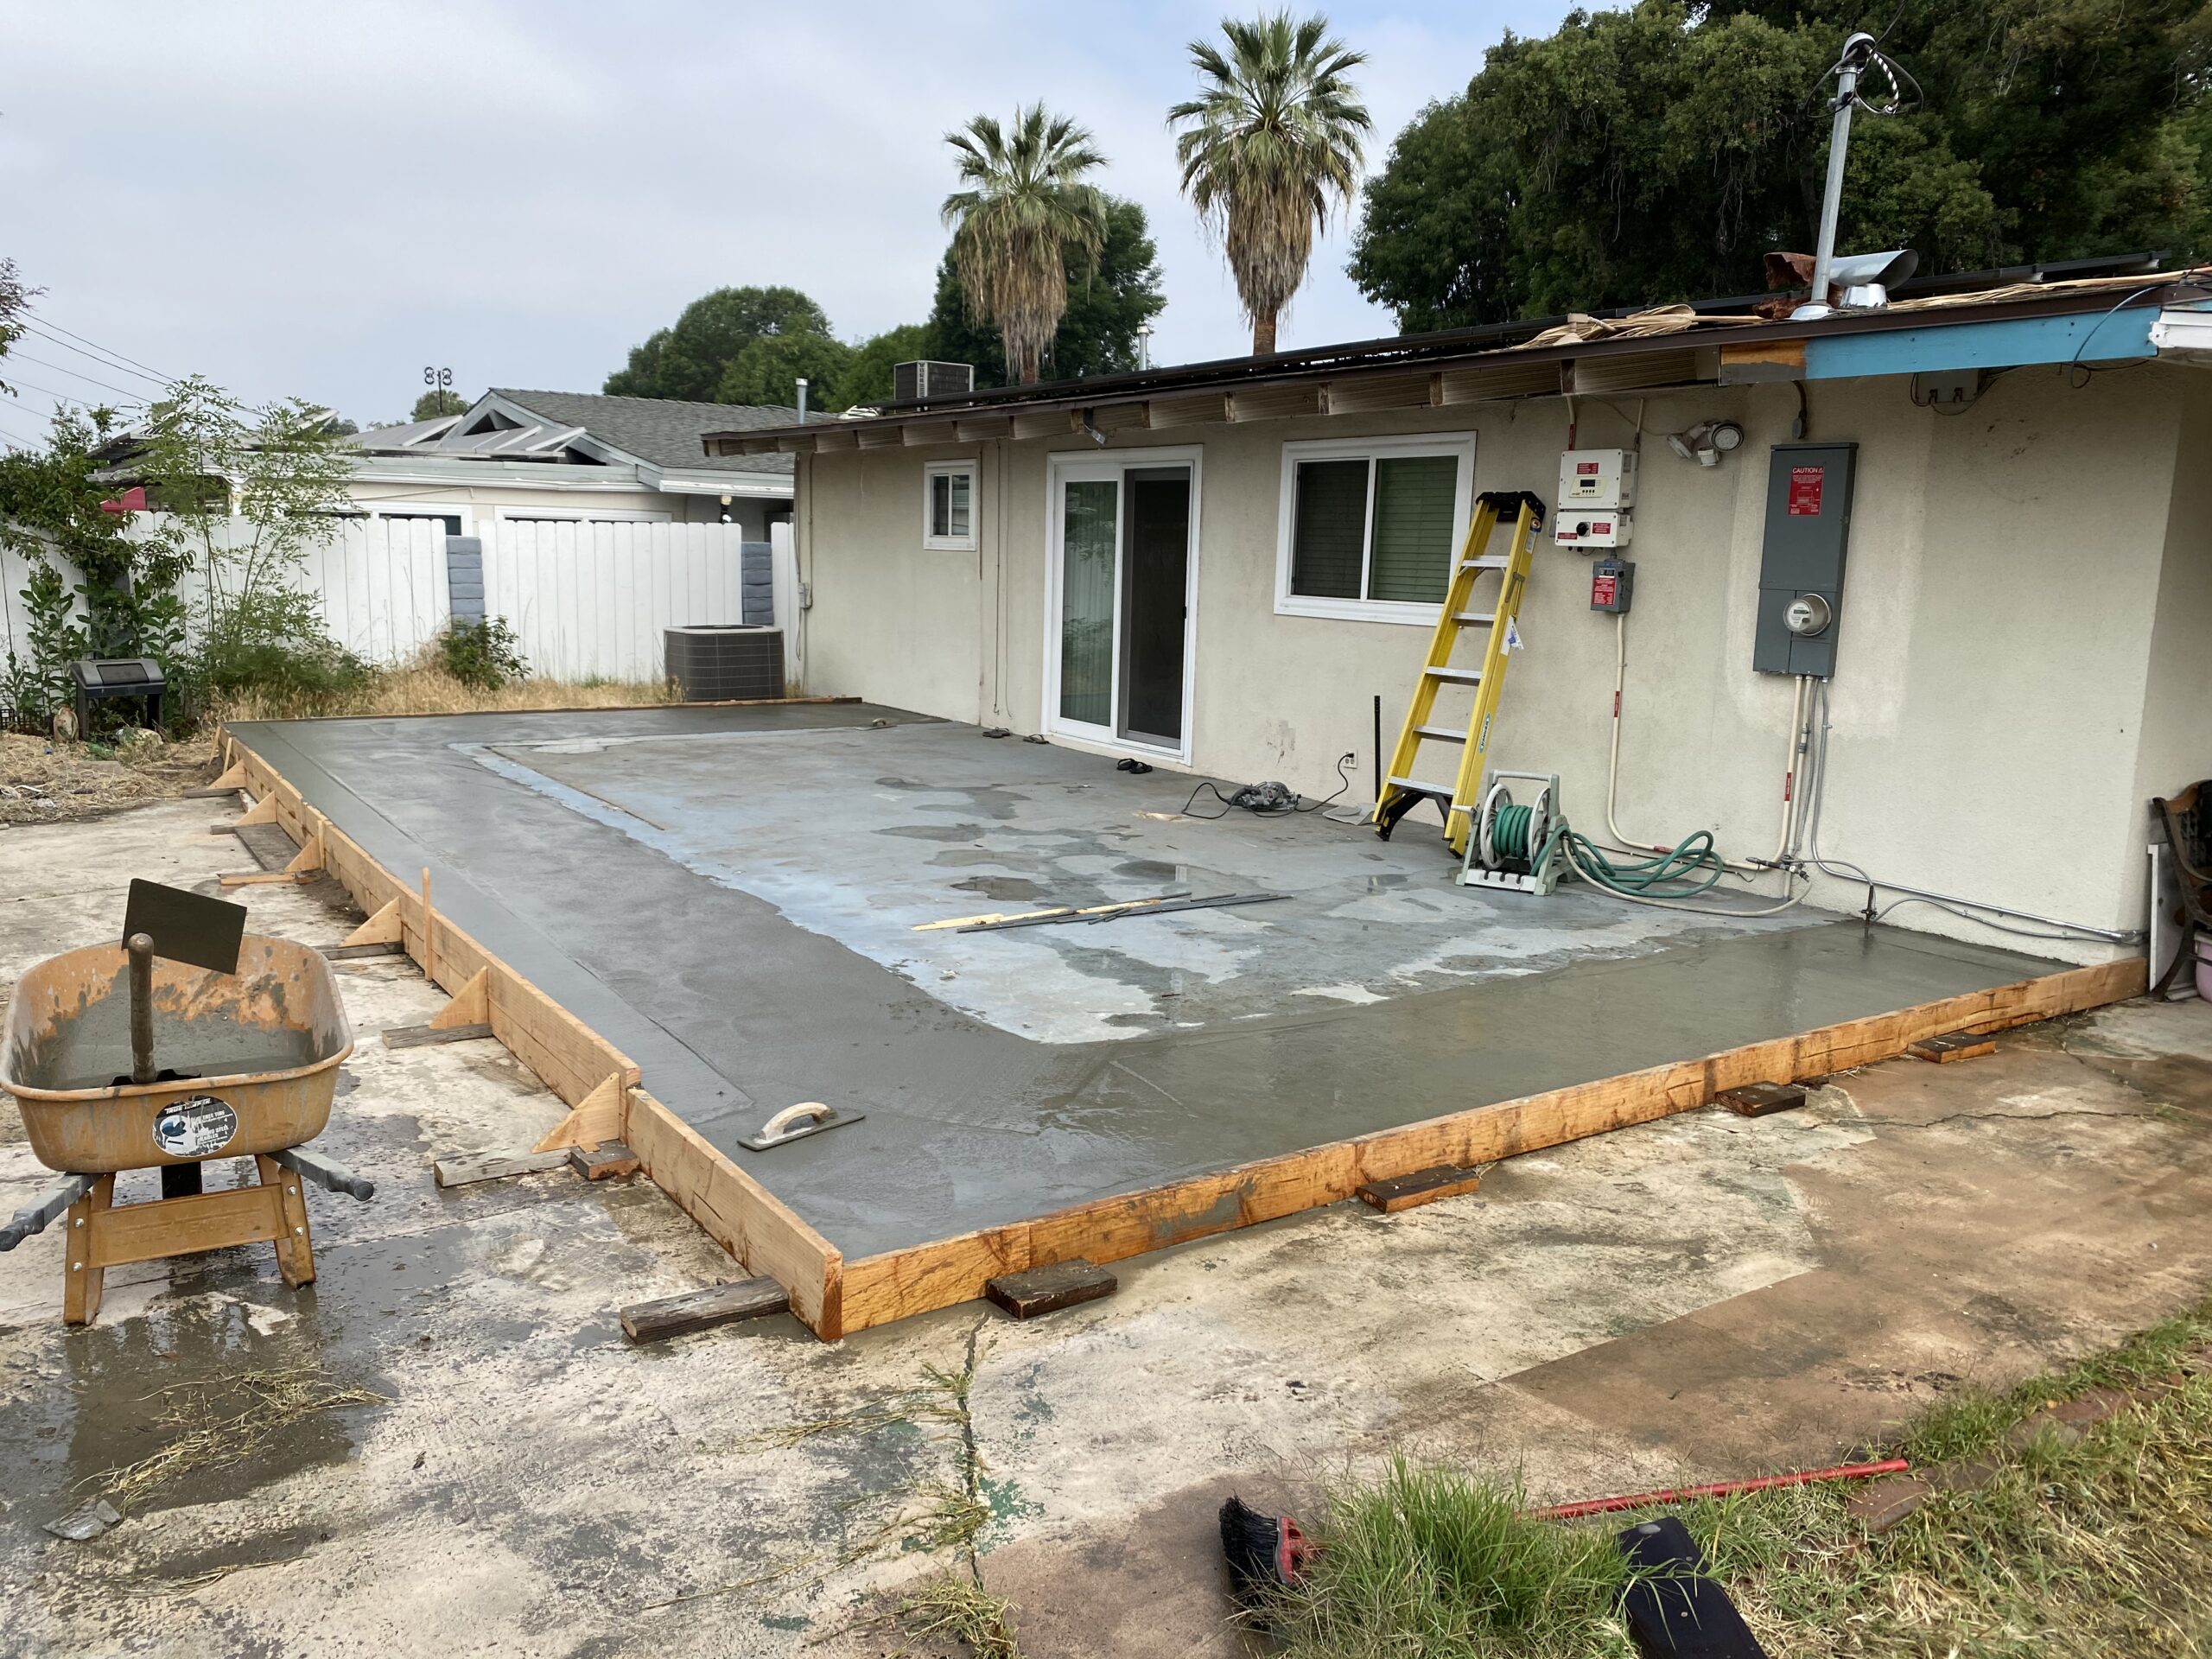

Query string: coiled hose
[1491,799,1731,901]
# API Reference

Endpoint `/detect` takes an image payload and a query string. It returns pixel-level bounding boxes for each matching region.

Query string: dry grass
[1273,1299,2212,1659]
[0,730,219,824]
[207,664,672,723]
[88,1364,385,1514]
[899,1574,1024,1658]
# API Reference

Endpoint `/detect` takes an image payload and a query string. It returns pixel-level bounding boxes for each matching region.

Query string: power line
[0,372,144,409]
[6,349,146,400]
[20,321,169,387]
[26,315,170,383]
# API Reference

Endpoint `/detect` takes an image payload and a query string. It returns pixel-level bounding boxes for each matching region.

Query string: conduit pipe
[1601,613,1809,878]
[1800,681,2143,945]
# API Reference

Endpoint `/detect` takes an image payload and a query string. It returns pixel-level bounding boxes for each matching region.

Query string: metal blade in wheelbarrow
[122,880,246,975]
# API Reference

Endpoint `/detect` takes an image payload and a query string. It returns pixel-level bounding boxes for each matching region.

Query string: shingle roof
[491,389,800,475]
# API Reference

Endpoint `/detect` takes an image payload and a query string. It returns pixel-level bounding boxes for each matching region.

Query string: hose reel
[1460,770,1569,896]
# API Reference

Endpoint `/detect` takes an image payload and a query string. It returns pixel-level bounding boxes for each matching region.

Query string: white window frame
[923,460,979,551]
[1040,446,1205,766]
[1274,432,1477,626]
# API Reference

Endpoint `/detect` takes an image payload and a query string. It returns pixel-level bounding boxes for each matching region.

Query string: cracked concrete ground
[1,798,2209,1658]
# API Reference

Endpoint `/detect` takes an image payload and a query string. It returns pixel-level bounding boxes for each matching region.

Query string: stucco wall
[795,363,2196,960]
[2133,367,2212,861]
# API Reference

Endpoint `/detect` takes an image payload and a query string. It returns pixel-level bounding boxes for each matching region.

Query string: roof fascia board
[1803,307,2158,378]
[346,456,658,493]
[655,472,793,497]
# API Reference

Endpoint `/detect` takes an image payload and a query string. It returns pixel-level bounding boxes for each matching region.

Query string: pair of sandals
[1116,757,1154,776]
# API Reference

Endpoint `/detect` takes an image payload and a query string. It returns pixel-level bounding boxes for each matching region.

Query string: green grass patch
[1271,1299,2212,1658]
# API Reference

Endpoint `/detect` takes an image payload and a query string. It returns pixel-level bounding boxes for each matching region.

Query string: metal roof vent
[893,361,975,403]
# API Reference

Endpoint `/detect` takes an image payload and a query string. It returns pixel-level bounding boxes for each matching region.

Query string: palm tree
[942,105,1109,385]
[1169,13,1370,357]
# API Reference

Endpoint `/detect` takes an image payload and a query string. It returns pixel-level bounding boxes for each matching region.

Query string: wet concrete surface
[2,801,2209,1658]
[226,708,2062,1258]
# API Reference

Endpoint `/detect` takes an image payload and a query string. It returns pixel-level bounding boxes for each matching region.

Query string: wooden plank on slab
[382,1021,496,1049]
[569,1141,641,1181]
[1909,1031,1999,1064]
[835,957,2145,1335]
[320,941,405,961]
[985,1258,1116,1319]
[620,1276,790,1344]
[1716,1082,1808,1117]
[434,1149,571,1188]
[1357,1163,1484,1213]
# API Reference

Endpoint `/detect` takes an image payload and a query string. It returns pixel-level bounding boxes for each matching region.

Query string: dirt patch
[0,732,217,825]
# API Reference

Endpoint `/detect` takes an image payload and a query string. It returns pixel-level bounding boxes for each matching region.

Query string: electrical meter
[1590,557,1634,613]
[1783,593,1832,636]
[1555,512,1632,549]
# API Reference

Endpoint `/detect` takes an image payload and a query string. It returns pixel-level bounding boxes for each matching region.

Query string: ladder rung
[1461,556,1507,570]
[1385,776,1454,798]
[1414,725,1465,742]
[1452,611,1498,626]
[1423,665,1484,683]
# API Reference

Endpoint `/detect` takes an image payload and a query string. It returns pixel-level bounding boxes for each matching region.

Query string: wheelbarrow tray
[0,935,353,1174]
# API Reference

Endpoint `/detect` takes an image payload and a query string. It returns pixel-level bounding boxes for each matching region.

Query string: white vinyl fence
[3,518,780,690]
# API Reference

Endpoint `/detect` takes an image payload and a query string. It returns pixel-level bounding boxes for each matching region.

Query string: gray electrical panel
[1752,442,1856,677]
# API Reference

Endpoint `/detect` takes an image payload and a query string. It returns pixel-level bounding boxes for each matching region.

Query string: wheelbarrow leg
[257,1155,315,1289]
[63,1176,114,1326]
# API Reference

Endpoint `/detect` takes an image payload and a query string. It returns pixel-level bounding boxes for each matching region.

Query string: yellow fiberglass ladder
[1372,490,1548,856]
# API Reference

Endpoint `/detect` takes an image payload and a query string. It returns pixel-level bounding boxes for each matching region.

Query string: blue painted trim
[1803,308,2157,379]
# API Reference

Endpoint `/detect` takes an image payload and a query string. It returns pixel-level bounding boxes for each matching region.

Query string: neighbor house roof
[704,254,2205,459]
[353,390,804,480]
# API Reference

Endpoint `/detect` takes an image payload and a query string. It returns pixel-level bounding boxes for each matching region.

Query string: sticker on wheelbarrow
[152,1096,238,1159]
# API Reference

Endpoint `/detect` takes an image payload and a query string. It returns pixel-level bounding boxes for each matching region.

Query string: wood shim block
[1357,1164,1484,1213]
[620,1276,790,1344]
[433,1149,571,1188]
[569,1141,641,1181]
[985,1258,1117,1319]
[235,793,279,826]
[532,1073,628,1154]
[1910,1031,1998,1064]
[1716,1082,1808,1117]
[344,899,405,946]
[382,1021,496,1049]
[429,968,490,1030]
[321,940,406,961]
[219,870,309,888]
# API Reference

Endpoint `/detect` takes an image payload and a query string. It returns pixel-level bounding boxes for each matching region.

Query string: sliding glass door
[1048,454,1198,755]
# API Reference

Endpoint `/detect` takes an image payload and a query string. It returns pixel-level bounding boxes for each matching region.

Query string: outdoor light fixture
[1667,420,1745,467]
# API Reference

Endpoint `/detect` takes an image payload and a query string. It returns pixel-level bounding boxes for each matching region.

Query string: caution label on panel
[1788,466,1826,516]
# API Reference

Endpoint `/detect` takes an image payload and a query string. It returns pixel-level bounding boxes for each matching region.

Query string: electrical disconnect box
[1554,448,1636,549]
[1753,442,1856,677]
[1590,556,1634,613]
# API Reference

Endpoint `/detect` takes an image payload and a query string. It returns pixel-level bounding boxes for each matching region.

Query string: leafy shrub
[188,588,374,709]
[436,616,528,690]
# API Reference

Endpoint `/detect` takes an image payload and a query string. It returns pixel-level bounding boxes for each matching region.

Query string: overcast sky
[0,1,1570,443]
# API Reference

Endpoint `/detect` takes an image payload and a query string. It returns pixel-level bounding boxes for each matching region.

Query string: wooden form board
[831,957,2146,1335]
[224,730,2146,1345]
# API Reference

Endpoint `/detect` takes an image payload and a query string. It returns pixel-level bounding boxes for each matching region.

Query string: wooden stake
[532,1072,628,1154]
[282,828,325,878]
[207,760,248,792]
[429,968,490,1030]
[235,793,279,826]
[421,868,435,988]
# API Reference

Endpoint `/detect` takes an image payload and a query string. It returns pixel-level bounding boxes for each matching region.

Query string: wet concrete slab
[226,707,2063,1259]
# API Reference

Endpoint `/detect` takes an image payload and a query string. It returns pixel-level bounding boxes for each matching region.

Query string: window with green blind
[1281,441,1469,614]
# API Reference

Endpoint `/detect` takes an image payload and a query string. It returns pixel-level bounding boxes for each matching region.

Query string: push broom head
[1219,1496,1316,1613]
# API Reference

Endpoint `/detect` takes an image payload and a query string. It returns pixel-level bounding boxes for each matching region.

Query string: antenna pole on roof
[796,377,809,423]
[1798,32,1878,321]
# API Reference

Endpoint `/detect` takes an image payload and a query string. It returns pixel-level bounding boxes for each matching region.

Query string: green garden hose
[1491,799,1729,901]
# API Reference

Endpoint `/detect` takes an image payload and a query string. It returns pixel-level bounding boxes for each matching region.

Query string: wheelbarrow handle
[271,1147,375,1202]
[0,1173,99,1252]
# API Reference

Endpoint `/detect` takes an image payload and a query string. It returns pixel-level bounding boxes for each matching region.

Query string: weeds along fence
[1,518,785,688]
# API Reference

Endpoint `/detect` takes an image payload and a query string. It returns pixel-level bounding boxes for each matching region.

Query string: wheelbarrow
[0,882,369,1325]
